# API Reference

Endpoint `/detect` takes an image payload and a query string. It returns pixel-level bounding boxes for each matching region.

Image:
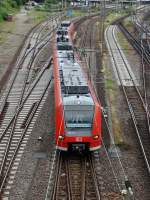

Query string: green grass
[27,9,51,23]
[103,57,123,144]
[71,9,87,17]
[0,20,16,43]
[0,1,19,22]
[116,28,135,58]
[116,31,131,53]
[105,10,129,26]
[0,8,52,43]
[123,18,134,33]
[106,79,114,90]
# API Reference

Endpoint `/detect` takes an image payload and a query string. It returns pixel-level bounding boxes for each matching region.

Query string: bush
[0,7,8,20]
[14,0,23,6]
[0,0,27,22]
[0,15,4,22]
[10,1,18,8]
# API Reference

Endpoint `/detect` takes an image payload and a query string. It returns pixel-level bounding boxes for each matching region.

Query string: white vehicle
[56,28,69,42]
[61,21,71,29]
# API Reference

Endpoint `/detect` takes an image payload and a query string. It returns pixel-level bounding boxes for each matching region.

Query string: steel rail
[51,153,72,200]
[0,14,63,142]
[0,58,52,142]
[118,23,150,65]
[140,40,150,133]
[0,75,52,193]
[0,12,62,196]
[51,152,102,200]
[65,158,72,200]
[0,24,50,180]
[129,17,150,135]
[105,25,150,174]
[80,21,90,49]
[81,156,87,200]
[0,55,52,183]
[88,154,101,200]
[0,20,44,113]
[132,16,150,63]
[112,26,150,134]
[0,14,61,114]
[51,152,62,200]
[0,21,53,119]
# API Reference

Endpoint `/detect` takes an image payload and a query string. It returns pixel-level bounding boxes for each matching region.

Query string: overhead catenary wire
[83,52,127,192]
[75,18,130,197]
[86,50,135,199]
[82,17,132,196]
[45,16,136,200]
[81,22,136,198]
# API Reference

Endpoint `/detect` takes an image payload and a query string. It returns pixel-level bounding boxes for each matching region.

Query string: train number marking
[76,137,82,142]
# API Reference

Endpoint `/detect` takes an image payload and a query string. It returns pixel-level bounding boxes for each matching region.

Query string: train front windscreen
[64,105,94,136]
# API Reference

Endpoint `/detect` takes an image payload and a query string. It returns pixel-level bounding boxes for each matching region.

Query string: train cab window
[61,22,71,28]
[57,31,68,35]
[57,31,62,35]
[57,44,73,51]
[64,105,94,128]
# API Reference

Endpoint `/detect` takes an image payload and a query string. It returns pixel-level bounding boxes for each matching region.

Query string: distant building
[71,0,111,6]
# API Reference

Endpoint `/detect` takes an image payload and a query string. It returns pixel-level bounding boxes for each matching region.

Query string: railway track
[44,17,122,200]
[117,22,150,65]
[49,152,101,200]
[105,25,150,175]
[80,19,126,197]
[46,151,122,200]
[0,59,53,199]
[0,13,62,114]
[0,13,64,198]
[46,17,102,200]
[74,17,123,199]
[119,17,150,123]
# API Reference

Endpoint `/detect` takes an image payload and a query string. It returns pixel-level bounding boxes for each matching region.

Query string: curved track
[44,16,123,200]
[105,25,150,174]
[0,13,63,198]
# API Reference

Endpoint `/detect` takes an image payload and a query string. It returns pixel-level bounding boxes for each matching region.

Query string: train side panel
[53,46,65,149]
[53,22,102,151]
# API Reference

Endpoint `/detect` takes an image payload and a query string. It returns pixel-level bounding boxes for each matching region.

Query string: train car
[60,20,75,41]
[60,20,71,29]
[56,28,69,42]
[53,40,102,151]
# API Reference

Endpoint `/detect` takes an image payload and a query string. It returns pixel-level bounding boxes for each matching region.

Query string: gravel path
[0,8,41,92]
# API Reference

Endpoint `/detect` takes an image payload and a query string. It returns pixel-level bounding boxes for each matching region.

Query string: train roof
[57,50,89,95]
[56,28,68,34]
[63,95,94,106]
[57,42,73,51]
[61,21,71,26]
[62,20,71,24]
[57,49,74,60]
[62,66,89,94]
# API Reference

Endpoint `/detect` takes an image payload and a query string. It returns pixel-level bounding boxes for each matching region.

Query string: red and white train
[53,21,102,151]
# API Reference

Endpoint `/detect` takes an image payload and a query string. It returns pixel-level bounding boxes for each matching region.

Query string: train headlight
[58,135,64,140]
[93,135,99,140]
